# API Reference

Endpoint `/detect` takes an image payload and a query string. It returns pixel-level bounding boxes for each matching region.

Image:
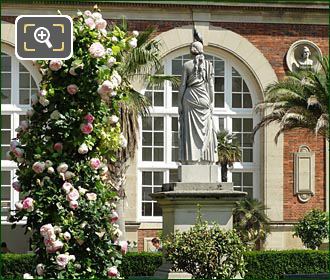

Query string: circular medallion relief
[286,40,322,72]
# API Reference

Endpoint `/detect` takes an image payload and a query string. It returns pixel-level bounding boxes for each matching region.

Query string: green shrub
[293,209,329,249]
[119,252,162,278]
[244,250,329,279]
[0,253,162,279]
[1,254,36,279]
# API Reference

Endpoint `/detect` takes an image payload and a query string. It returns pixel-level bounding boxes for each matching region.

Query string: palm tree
[254,56,329,142]
[216,130,242,182]
[233,198,270,249]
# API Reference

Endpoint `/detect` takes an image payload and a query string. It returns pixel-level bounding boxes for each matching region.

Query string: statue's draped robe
[179,59,217,163]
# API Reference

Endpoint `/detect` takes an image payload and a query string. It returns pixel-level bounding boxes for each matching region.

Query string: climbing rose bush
[9,8,139,279]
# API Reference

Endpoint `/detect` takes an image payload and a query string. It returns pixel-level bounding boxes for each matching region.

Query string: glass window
[232,67,252,108]
[232,118,253,162]
[142,117,164,162]
[233,172,253,198]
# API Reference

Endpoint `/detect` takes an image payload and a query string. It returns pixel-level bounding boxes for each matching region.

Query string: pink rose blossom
[109,115,119,124]
[119,240,128,255]
[46,240,63,253]
[36,263,45,276]
[80,123,93,134]
[13,147,24,158]
[97,80,114,95]
[84,113,95,123]
[56,254,70,269]
[63,231,71,241]
[85,17,95,29]
[84,10,92,16]
[12,181,21,192]
[15,201,23,210]
[62,182,73,194]
[49,60,63,71]
[22,197,34,212]
[67,84,79,95]
[40,224,54,237]
[37,90,47,97]
[92,12,102,19]
[69,200,79,210]
[53,142,63,152]
[66,188,80,201]
[107,266,118,277]
[90,158,101,170]
[95,18,107,30]
[10,140,20,151]
[110,210,119,223]
[107,57,116,67]
[57,162,68,173]
[78,143,89,154]
[89,42,105,58]
[85,192,97,201]
[32,162,46,174]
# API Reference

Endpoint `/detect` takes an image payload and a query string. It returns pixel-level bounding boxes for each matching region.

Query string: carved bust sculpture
[298,46,314,69]
[178,30,217,165]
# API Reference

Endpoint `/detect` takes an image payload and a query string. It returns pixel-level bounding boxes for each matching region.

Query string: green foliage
[233,198,270,248]
[254,56,329,141]
[119,252,163,278]
[244,250,329,279]
[163,218,247,279]
[1,253,162,279]
[293,209,329,249]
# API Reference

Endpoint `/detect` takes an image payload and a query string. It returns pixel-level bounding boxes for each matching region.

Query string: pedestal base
[178,165,220,183]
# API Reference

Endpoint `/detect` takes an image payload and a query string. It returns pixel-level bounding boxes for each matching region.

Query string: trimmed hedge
[1,252,162,279]
[1,250,328,279]
[244,250,329,279]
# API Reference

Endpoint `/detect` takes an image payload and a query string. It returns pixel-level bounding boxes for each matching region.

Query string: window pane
[172,132,178,146]
[145,91,152,104]
[19,63,28,72]
[172,91,178,107]
[19,115,27,123]
[219,118,224,131]
[19,73,30,88]
[243,149,253,162]
[232,93,242,108]
[243,133,253,147]
[243,119,253,132]
[142,117,152,130]
[154,92,164,107]
[1,187,11,200]
[234,133,242,146]
[2,73,11,88]
[142,132,152,146]
[142,171,152,185]
[142,202,152,216]
[243,187,253,199]
[169,169,178,182]
[1,55,11,72]
[142,187,152,201]
[31,78,38,89]
[142,148,152,161]
[1,147,10,160]
[243,94,252,108]
[1,115,11,129]
[153,132,164,146]
[1,131,10,145]
[153,172,163,185]
[1,90,11,104]
[243,173,253,186]
[172,117,178,131]
[232,172,241,186]
[154,117,164,131]
[153,148,163,161]
[171,148,178,162]
[215,93,224,108]
[1,171,11,185]
[19,89,30,105]
[172,60,182,75]
[154,203,162,216]
[243,81,249,92]
[232,67,241,77]
[214,77,224,92]
[232,119,241,132]
[232,77,242,92]
[154,187,162,193]
[214,60,224,76]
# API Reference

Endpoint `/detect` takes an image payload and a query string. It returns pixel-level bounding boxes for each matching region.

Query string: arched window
[138,51,260,221]
[1,51,38,221]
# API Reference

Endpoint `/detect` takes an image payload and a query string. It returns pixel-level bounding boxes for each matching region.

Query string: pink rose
[12,181,21,192]
[69,200,79,210]
[85,17,95,29]
[37,90,47,97]
[32,162,46,174]
[22,197,34,212]
[36,263,45,276]
[46,240,63,253]
[84,113,95,123]
[80,123,93,134]
[49,60,63,71]
[53,142,63,152]
[57,163,68,173]
[67,84,79,95]
[78,143,89,154]
[56,254,70,269]
[95,18,107,30]
[90,158,101,170]
[109,115,119,124]
[97,80,114,95]
[107,57,116,67]
[62,182,73,194]
[84,10,92,16]
[89,42,105,58]
[119,240,128,255]
[107,266,118,278]
[110,210,119,223]
[40,224,54,237]
[85,192,97,201]
[13,147,24,158]
[10,140,20,151]
[66,188,80,201]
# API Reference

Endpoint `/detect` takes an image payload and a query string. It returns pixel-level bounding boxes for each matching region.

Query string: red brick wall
[137,229,159,252]
[283,130,326,221]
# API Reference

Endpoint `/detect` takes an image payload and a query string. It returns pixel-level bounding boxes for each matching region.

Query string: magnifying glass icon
[34,27,53,49]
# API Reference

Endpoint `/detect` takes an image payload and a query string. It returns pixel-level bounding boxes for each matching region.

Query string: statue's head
[302,46,311,59]
[190,41,204,55]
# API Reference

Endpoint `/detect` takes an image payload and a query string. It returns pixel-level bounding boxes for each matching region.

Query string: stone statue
[297,46,313,69]
[178,31,217,165]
